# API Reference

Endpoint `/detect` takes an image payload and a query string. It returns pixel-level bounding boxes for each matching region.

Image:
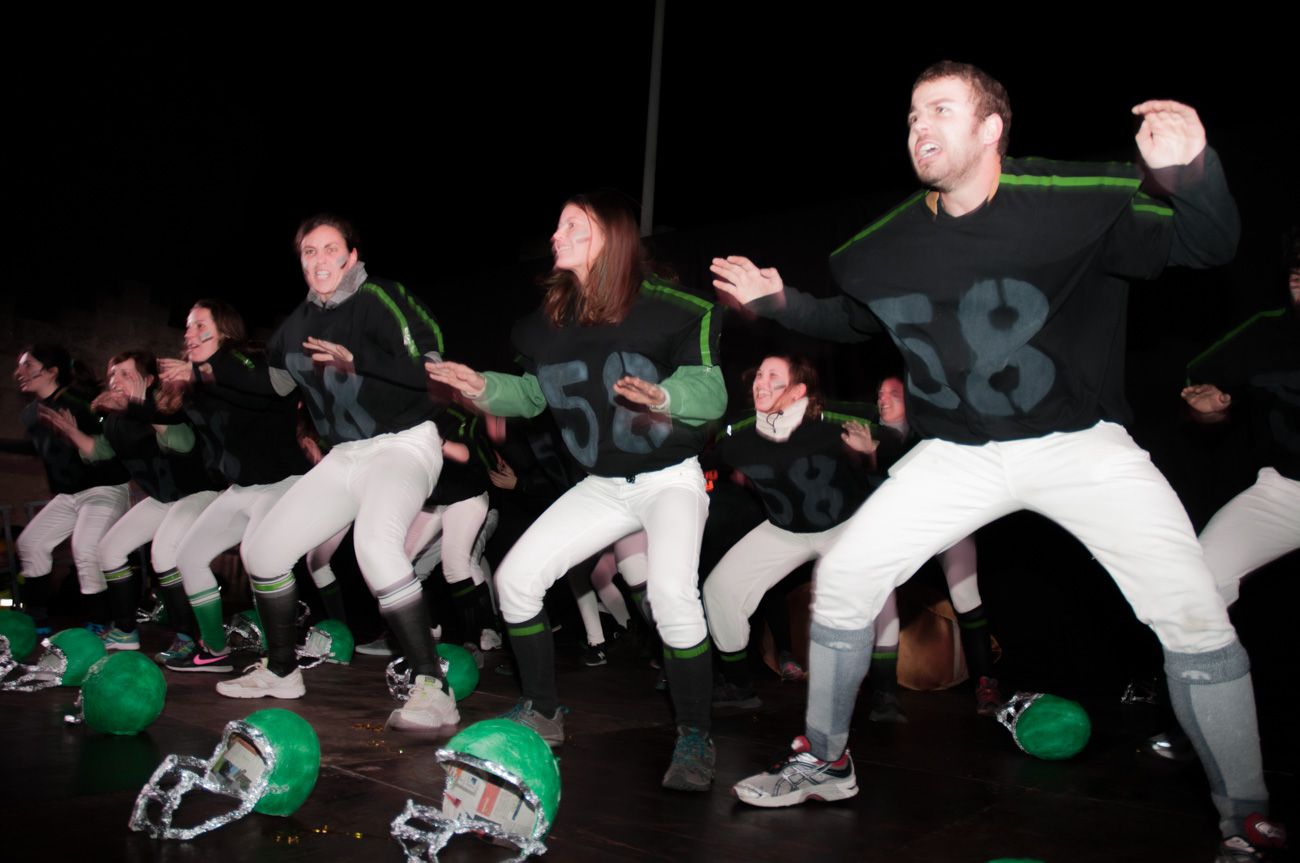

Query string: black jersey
[101,413,220,503]
[762,151,1238,445]
[268,278,445,447]
[429,405,493,507]
[1187,306,1300,480]
[512,279,723,478]
[136,346,308,487]
[714,402,878,533]
[21,388,129,494]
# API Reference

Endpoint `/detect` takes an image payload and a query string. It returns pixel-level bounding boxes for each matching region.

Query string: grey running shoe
[662,726,715,792]
[501,698,566,748]
[215,660,305,699]
[733,735,858,808]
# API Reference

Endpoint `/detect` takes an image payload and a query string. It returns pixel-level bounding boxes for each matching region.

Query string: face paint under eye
[335,255,349,268]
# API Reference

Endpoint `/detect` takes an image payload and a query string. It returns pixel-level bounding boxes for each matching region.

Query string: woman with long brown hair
[429,189,726,791]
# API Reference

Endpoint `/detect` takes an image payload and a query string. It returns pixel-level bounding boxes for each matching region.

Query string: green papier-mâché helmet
[997,692,1092,760]
[80,651,167,735]
[299,618,355,667]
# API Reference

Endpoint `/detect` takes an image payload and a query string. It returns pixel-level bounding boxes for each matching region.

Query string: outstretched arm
[712,255,880,343]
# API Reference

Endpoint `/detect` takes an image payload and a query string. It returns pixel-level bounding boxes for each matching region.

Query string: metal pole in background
[641,0,665,237]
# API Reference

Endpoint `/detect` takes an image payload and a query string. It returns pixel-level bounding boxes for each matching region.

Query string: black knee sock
[20,575,51,626]
[383,593,446,683]
[450,581,487,641]
[105,567,139,632]
[871,648,900,694]
[252,577,301,677]
[664,637,713,731]
[84,591,111,627]
[154,569,196,639]
[318,581,348,625]
[718,647,754,689]
[957,605,995,680]
[507,611,558,715]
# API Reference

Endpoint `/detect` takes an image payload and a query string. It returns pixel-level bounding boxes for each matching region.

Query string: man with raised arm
[712,61,1281,862]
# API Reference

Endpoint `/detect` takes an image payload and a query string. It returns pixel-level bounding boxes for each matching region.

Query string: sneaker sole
[105,642,141,651]
[215,681,305,699]
[663,770,714,792]
[166,662,235,673]
[732,779,858,808]
[355,646,395,656]
[384,708,458,737]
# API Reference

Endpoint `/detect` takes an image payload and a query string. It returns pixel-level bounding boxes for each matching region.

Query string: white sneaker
[355,635,395,657]
[215,660,306,699]
[479,628,503,651]
[385,674,459,735]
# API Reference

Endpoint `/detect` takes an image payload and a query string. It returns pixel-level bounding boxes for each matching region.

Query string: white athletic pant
[242,422,443,599]
[876,535,981,647]
[174,478,300,597]
[813,421,1235,654]
[496,458,709,649]
[405,492,490,585]
[573,531,641,644]
[17,484,129,594]
[1199,467,1300,607]
[98,491,221,573]
[704,519,850,654]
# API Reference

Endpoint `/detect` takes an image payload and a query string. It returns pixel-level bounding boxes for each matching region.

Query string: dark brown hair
[191,298,248,348]
[542,189,647,327]
[294,213,360,255]
[746,354,824,420]
[107,350,159,383]
[914,60,1012,156]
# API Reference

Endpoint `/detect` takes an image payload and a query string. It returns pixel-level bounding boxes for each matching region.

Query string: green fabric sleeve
[479,372,548,419]
[156,423,196,454]
[660,364,727,426]
[82,435,116,463]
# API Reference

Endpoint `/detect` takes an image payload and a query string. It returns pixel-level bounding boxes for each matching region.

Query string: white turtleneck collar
[756,397,809,442]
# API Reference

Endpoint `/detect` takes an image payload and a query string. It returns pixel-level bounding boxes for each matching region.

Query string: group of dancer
[11,61,1294,862]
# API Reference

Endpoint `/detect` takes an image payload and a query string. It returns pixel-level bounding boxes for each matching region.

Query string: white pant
[1199,467,1300,607]
[98,490,221,574]
[17,484,130,593]
[242,422,443,598]
[704,519,848,653]
[175,478,299,597]
[814,422,1236,654]
[406,492,490,585]
[496,458,709,649]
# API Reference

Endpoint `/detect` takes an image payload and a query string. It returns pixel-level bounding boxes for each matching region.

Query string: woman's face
[108,359,154,400]
[185,307,221,363]
[552,203,605,285]
[753,357,804,414]
[14,352,58,397]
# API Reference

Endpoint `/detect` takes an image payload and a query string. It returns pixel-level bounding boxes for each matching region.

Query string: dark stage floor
[3,618,1295,863]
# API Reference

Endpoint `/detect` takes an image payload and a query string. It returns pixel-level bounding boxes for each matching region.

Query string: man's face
[877,377,906,425]
[300,224,358,300]
[551,204,605,284]
[908,76,996,192]
[752,357,804,414]
[185,307,221,363]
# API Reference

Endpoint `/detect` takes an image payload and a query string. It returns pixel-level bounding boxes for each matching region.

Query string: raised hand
[1132,100,1206,169]
[426,361,487,397]
[710,255,785,306]
[841,420,878,455]
[613,375,667,409]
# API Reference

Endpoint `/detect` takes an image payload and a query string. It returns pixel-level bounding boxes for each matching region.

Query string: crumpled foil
[995,691,1042,741]
[1,637,65,692]
[296,628,335,670]
[391,749,551,862]
[385,655,453,702]
[63,689,85,725]
[129,720,278,840]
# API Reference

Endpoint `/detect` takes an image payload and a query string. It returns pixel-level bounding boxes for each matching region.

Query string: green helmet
[130,708,320,839]
[300,619,355,667]
[82,651,167,735]
[392,719,561,861]
[997,692,1091,760]
[4,628,108,691]
[436,642,480,701]
[0,609,38,665]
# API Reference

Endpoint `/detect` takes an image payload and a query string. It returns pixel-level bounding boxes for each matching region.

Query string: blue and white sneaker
[102,627,141,651]
[154,633,196,664]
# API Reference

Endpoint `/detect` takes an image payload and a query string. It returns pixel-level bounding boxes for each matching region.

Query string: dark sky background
[11,10,1294,362]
